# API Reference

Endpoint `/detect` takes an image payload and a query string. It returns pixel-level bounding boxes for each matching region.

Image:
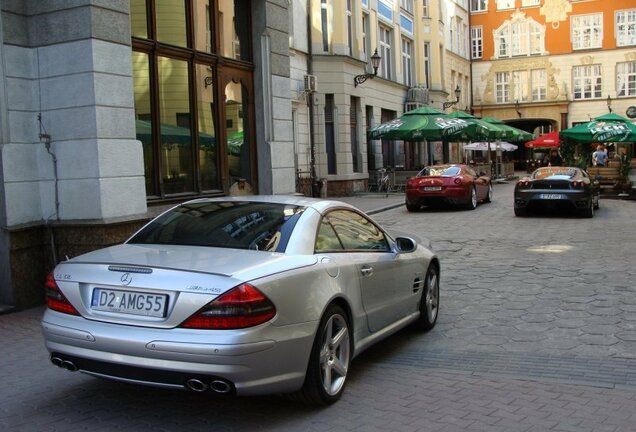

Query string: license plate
[91,288,167,317]
[539,194,563,200]
[423,186,442,191]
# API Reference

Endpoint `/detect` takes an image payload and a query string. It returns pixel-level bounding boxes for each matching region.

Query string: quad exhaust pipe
[50,356,78,372]
[186,378,233,394]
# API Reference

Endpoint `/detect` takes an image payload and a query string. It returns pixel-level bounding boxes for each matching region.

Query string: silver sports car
[41,196,440,405]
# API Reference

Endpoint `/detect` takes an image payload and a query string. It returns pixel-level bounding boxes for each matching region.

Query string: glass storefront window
[158,57,194,194]
[156,0,187,47]
[219,0,251,61]
[130,0,148,39]
[225,81,251,184]
[193,0,213,53]
[132,52,156,196]
[196,63,219,191]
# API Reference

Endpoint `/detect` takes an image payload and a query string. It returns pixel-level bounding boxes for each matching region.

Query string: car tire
[593,195,600,210]
[413,264,439,331]
[514,207,526,217]
[406,203,420,212]
[465,187,477,210]
[582,202,594,218]
[484,183,493,203]
[295,304,351,405]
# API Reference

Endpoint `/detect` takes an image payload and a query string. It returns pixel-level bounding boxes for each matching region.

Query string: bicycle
[377,168,392,197]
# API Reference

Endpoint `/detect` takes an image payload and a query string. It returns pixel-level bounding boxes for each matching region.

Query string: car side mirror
[395,236,417,253]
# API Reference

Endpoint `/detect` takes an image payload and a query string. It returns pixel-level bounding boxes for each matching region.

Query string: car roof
[183,195,358,214]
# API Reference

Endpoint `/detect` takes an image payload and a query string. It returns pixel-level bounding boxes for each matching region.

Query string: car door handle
[360,266,373,277]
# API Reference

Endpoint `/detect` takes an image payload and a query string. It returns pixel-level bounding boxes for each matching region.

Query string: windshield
[418,166,461,177]
[532,167,577,180]
[128,201,305,252]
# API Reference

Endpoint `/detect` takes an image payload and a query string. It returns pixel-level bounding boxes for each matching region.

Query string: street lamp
[443,85,461,110]
[354,49,381,87]
[607,94,613,113]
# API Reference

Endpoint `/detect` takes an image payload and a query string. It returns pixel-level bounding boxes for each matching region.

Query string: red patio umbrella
[525,131,560,149]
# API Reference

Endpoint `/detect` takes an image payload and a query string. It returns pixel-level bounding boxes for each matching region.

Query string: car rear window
[128,201,305,252]
[532,168,577,180]
[418,166,460,177]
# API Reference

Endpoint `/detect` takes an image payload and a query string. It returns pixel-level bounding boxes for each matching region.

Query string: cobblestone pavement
[2,182,636,431]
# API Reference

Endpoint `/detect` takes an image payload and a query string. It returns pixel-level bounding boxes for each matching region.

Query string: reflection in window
[132,52,156,196]
[196,64,219,190]
[129,201,305,252]
[158,57,194,194]
[219,0,251,60]
[193,0,213,53]
[130,0,148,39]
[225,81,251,184]
[326,210,388,251]
[315,219,344,252]
[155,0,187,47]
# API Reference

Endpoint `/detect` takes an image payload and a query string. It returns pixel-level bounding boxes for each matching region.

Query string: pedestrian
[546,149,563,166]
[592,145,608,166]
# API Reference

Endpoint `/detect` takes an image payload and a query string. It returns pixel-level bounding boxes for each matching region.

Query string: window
[494,18,545,58]
[470,0,486,12]
[321,0,329,51]
[131,0,253,199]
[496,72,510,103]
[512,70,529,102]
[351,97,360,173]
[572,14,603,50]
[616,9,636,47]
[521,0,540,6]
[379,25,392,80]
[325,94,336,174]
[402,38,413,87]
[362,13,369,59]
[471,26,483,59]
[423,42,431,89]
[378,0,394,22]
[346,0,353,56]
[573,65,602,99]
[531,69,547,101]
[496,0,514,10]
[321,210,389,252]
[423,0,430,17]
[617,62,636,97]
[401,0,414,14]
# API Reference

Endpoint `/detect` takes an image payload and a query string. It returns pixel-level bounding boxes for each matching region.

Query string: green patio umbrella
[559,117,636,144]
[481,117,534,143]
[135,119,216,148]
[367,106,473,141]
[447,111,510,141]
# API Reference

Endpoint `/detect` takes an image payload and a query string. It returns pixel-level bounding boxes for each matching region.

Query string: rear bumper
[41,310,317,395]
[406,186,469,205]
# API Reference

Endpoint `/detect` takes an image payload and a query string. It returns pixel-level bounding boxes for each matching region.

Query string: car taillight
[518,180,530,188]
[571,180,585,188]
[453,177,462,185]
[45,272,80,315]
[179,283,276,330]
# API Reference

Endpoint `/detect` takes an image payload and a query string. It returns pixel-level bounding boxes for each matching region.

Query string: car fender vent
[412,277,424,292]
[108,265,153,274]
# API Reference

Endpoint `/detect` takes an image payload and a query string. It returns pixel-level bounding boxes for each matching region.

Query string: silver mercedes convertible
[41,196,440,405]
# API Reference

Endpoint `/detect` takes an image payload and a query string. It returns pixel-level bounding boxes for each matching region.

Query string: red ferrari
[405,164,492,211]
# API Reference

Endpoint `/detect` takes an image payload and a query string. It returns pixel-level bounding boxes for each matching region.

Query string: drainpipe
[306,1,318,196]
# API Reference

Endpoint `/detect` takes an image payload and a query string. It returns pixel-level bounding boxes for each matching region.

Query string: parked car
[514,167,600,217]
[405,164,492,211]
[41,196,440,405]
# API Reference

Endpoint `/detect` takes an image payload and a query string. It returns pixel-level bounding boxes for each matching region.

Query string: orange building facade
[470,0,636,138]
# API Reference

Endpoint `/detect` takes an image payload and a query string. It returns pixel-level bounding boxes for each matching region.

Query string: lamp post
[443,85,461,110]
[354,49,381,87]
[607,94,612,113]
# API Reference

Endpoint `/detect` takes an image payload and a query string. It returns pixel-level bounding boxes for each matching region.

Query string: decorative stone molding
[580,55,594,65]
[481,57,561,104]
[540,0,572,29]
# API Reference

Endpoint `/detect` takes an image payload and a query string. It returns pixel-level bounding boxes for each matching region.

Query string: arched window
[494,14,545,59]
